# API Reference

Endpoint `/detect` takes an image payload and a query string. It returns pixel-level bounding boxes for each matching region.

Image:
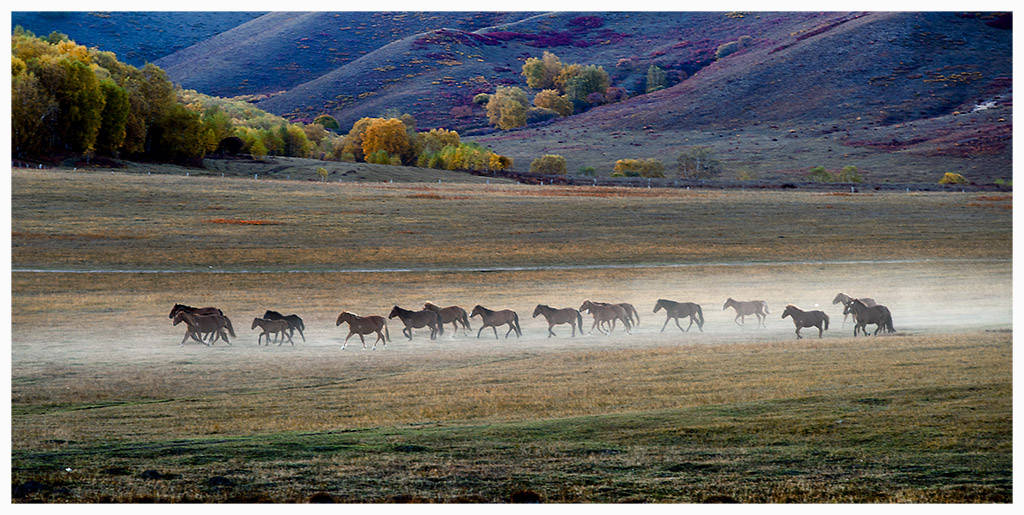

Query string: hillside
[10,11,263,66]
[12,11,1013,183]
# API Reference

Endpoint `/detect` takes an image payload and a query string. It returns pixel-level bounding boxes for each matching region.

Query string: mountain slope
[153,12,535,98]
[10,11,263,66]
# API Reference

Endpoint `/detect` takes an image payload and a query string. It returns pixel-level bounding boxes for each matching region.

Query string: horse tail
[435,311,444,335]
[461,311,471,331]
[629,305,640,326]
[513,312,522,337]
[823,314,830,331]
[576,311,583,330]
[762,301,770,314]
[696,304,705,327]
[885,312,896,333]
[384,321,391,342]
[225,316,236,337]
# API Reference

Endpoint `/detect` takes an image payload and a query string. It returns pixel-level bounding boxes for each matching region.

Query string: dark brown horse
[653,299,704,333]
[169,304,224,343]
[781,305,829,339]
[423,302,471,336]
[579,300,631,335]
[470,305,522,339]
[168,303,222,319]
[252,317,293,346]
[263,310,305,342]
[389,305,443,340]
[172,311,235,346]
[832,293,877,327]
[843,299,896,336]
[532,304,584,337]
[336,311,390,350]
[723,298,769,328]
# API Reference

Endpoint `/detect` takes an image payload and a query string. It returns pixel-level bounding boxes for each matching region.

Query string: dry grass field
[9,167,1013,502]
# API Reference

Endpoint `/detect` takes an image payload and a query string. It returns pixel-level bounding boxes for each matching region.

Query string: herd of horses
[168,293,896,348]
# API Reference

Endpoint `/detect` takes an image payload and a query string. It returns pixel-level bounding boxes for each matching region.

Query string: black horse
[263,310,306,342]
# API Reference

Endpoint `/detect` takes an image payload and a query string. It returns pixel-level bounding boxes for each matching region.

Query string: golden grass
[10,168,1012,271]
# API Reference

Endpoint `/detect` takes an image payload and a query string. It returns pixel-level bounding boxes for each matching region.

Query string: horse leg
[795,326,802,339]
[548,323,556,338]
[679,317,689,333]
[735,314,744,327]
[491,326,499,339]
[476,326,485,339]
[818,324,824,338]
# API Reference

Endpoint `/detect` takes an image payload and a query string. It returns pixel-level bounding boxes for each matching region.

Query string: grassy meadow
[9,166,1013,502]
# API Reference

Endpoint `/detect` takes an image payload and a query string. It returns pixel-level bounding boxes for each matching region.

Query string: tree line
[11,28,511,173]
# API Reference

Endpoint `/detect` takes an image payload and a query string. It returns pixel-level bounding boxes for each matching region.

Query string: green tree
[646,65,667,93]
[313,114,340,130]
[560,64,610,104]
[11,71,56,158]
[676,147,722,179]
[95,79,130,155]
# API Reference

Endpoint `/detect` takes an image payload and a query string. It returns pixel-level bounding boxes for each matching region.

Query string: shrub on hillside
[676,147,722,179]
[715,35,753,60]
[939,172,969,185]
[613,158,665,178]
[530,154,567,175]
[313,114,340,130]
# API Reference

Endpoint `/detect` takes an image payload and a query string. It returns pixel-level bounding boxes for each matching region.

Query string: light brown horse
[336,311,390,350]
[389,305,443,340]
[653,299,704,333]
[579,300,632,335]
[252,317,294,346]
[470,305,522,339]
[172,311,235,346]
[723,298,769,328]
[423,302,471,336]
[263,310,305,342]
[781,305,829,339]
[832,293,877,327]
[532,304,584,337]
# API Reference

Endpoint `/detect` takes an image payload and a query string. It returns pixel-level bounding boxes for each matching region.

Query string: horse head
[782,305,797,319]
[336,311,350,326]
[653,299,667,313]
[723,298,735,310]
[251,318,261,330]
[532,305,544,318]
[388,306,402,319]
[470,305,485,318]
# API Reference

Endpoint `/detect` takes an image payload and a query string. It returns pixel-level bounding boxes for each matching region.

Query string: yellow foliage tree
[533,89,573,117]
[362,118,411,163]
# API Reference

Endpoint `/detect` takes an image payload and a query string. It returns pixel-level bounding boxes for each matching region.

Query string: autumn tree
[533,89,573,117]
[522,51,564,90]
[485,86,529,130]
[530,154,567,174]
[361,118,412,164]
